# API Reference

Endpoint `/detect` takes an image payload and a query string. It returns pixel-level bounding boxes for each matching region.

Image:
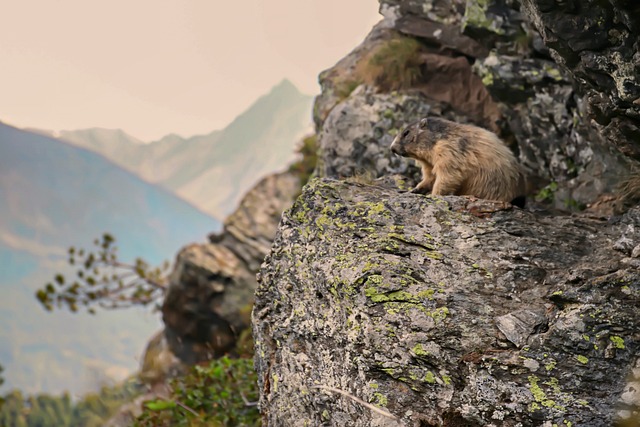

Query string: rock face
[141,171,300,374]
[253,178,640,426]
[317,89,469,187]
[521,0,640,159]
[252,1,640,424]
[315,0,636,212]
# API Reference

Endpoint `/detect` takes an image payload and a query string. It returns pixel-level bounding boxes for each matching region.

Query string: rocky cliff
[254,178,640,426]
[314,0,638,213]
[253,0,640,425]
[140,170,301,379]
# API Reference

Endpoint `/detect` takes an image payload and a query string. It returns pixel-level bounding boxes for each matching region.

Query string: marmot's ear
[419,118,428,129]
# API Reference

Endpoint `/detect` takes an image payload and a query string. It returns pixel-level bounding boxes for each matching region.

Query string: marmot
[390,117,525,206]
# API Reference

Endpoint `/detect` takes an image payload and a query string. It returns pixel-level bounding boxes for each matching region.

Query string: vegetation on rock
[135,333,259,427]
[361,35,424,91]
[288,134,318,189]
[332,35,424,101]
[0,381,140,427]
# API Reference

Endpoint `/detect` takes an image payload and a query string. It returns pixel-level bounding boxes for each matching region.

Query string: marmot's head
[390,117,445,160]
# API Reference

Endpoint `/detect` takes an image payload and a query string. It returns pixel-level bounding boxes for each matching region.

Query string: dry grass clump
[357,36,424,92]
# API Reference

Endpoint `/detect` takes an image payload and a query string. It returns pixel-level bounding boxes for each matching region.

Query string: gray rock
[253,178,639,426]
[317,0,634,213]
[521,0,640,159]
[496,309,548,348]
[316,90,468,185]
[144,171,300,369]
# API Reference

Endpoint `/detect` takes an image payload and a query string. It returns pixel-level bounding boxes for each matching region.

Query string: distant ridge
[54,79,314,218]
[0,121,221,395]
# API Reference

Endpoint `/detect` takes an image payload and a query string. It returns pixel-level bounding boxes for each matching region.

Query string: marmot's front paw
[410,186,430,195]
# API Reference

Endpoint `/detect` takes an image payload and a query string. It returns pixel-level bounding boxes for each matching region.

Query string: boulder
[520,0,640,159]
[142,171,300,370]
[314,0,635,212]
[253,178,640,426]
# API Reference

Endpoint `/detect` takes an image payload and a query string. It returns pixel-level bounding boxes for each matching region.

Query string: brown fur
[390,117,525,203]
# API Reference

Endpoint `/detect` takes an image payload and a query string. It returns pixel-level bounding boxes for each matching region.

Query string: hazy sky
[0,0,381,141]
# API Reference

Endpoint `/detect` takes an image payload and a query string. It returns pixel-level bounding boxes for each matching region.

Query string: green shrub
[0,381,140,427]
[289,134,318,188]
[135,356,260,427]
[535,181,558,202]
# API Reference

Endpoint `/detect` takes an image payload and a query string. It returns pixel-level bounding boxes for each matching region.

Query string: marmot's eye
[402,129,410,138]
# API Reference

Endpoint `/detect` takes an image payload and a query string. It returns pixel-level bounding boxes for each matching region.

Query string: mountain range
[52,79,314,218]
[0,79,312,396]
[0,121,220,395]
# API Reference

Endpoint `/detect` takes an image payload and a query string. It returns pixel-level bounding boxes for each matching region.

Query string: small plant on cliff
[36,233,169,313]
[357,36,424,92]
[334,78,363,101]
[135,355,260,427]
[534,181,558,203]
[289,134,318,188]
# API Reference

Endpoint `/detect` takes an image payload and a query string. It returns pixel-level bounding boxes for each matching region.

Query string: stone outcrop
[317,89,468,187]
[314,0,636,212]
[140,170,300,377]
[253,0,640,425]
[521,0,640,160]
[253,178,640,426]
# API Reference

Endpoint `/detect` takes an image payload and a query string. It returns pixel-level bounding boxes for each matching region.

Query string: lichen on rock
[141,171,301,375]
[253,178,640,425]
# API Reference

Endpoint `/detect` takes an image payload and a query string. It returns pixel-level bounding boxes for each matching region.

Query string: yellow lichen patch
[610,336,625,349]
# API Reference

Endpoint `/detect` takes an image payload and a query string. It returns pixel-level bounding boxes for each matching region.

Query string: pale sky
[0,1,381,141]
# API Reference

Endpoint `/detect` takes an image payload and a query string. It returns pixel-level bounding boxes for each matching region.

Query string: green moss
[543,65,563,81]
[431,307,449,323]
[442,375,452,385]
[293,210,308,223]
[610,336,625,349]
[545,361,557,371]
[536,181,559,202]
[424,251,444,260]
[463,0,504,34]
[417,289,435,299]
[544,377,562,394]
